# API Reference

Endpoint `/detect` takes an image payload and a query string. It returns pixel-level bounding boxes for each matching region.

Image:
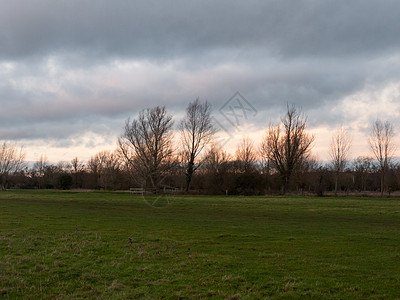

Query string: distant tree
[57,161,72,172]
[58,174,73,190]
[99,151,121,190]
[87,154,100,188]
[233,137,263,195]
[202,144,232,194]
[37,163,66,189]
[71,157,85,188]
[352,156,375,192]
[88,150,120,190]
[0,142,25,190]
[260,105,314,194]
[295,155,321,195]
[329,126,352,195]
[368,120,395,196]
[118,106,174,190]
[33,155,49,189]
[235,137,257,174]
[71,157,84,173]
[203,144,231,174]
[180,99,214,192]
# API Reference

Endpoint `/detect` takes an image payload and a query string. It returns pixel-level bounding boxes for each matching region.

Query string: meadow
[0,190,400,299]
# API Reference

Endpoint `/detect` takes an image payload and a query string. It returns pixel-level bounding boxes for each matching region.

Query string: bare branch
[179,99,215,191]
[118,106,174,189]
[235,137,257,173]
[0,142,26,190]
[260,105,314,194]
[368,119,395,195]
[329,126,352,194]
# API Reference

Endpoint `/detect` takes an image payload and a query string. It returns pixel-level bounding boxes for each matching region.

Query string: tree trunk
[334,172,338,196]
[0,179,6,191]
[185,160,194,192]
[280,174,289,195]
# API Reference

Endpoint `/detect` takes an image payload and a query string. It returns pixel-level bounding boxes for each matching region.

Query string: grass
[1,190,400,299]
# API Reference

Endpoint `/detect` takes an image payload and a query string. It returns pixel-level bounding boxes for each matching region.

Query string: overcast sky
[1,0,400,162]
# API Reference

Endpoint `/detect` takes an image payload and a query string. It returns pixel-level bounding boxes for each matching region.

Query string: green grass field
[1,190,400,299]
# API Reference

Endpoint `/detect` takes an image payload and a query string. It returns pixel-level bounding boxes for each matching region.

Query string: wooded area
[0,102,397,196]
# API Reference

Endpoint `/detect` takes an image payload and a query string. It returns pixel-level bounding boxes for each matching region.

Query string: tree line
[0,100,397,196]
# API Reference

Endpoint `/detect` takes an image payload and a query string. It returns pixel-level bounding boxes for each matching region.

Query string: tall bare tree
[0,142,25,191]
[118,106,174,190]
[180,99,214,192]
[260,105,314,194]
[235,137,257,173]
[329,126,352,195]
[368,120,395,196]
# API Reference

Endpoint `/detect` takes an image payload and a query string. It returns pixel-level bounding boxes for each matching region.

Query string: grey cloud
[1,1,400,64]
[0,118,97,141]
[1,0,400,156]
[1,53,400,137]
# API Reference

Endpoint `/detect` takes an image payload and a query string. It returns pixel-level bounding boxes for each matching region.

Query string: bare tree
[88,151,121,190]
[201,143,232,194]
[235,137,257,173]
[33,155,48,189]
[57,161,72,172]
[202,143,231,175]
[87,156,99,174]
[118,106,174,190]
[98,151,120,190]
[71,157,85,188]
[180,99,214,192]
[368,120,395,196]
[260,105,314,194]
[71,157,84,173]
[0,142,25,190]
[352,156,374,192]
[329,126,352,195]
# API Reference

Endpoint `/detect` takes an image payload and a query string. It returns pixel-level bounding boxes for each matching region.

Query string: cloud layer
[1,1,400,161]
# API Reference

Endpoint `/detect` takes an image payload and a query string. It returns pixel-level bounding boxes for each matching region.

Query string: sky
[1,0,400,163]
